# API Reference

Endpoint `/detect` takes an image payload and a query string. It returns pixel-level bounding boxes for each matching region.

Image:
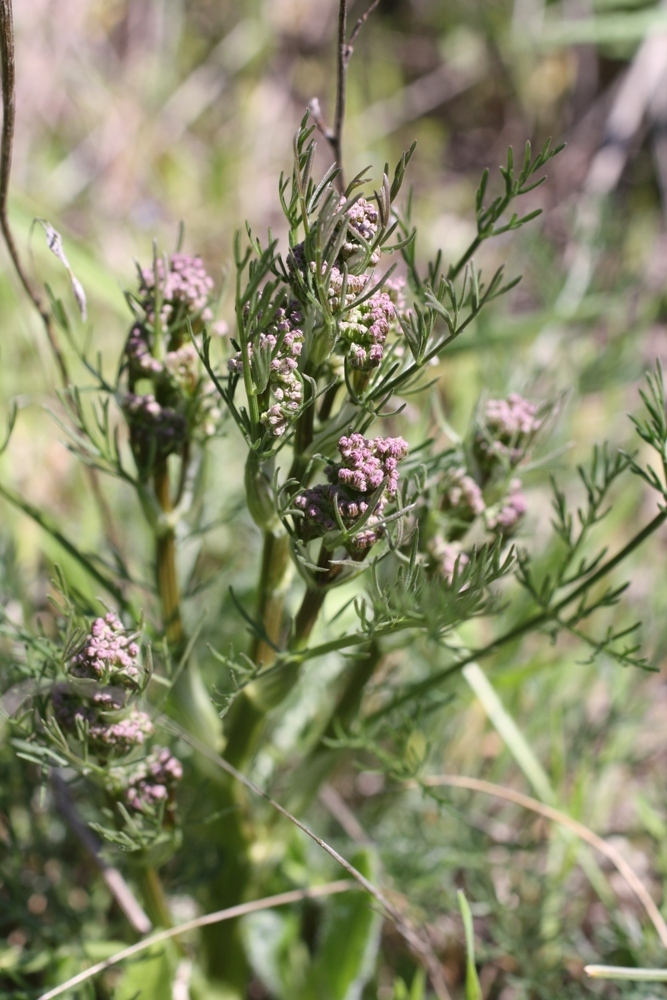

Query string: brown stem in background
[312,0,383,193]
[52,772,152,936]
[348,0,383,50]
[332,0,348,191]
[0,0,69,386]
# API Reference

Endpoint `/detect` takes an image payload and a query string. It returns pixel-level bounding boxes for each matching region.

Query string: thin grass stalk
[162,716,452,1000]
[419,774,667,950]
[37,881,358,1000]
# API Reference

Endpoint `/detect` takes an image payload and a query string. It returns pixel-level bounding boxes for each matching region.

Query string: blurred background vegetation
[5,0,667,997]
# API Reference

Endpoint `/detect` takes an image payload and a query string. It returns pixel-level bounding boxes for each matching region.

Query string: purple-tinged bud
[123,393,187,467]
[88,710,154,755]
[125,324,164,380]
[441,468,485,522]
[228,302,305,437]
[294,434,409,553]
[125,746,183,816]
[340,197,381,265]
[70,613,142,689]
[475,394,541,472]
[139,252,215,327]
[429,536,469,586]
[339,290,397,371]
[486,479,526,537]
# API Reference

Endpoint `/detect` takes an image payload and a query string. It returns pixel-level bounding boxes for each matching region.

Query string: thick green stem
[293,544,343,647]
[221,528,293,770]
[294,585,328,647]
[153,463,244,987]
[287,642,381,815]
[289,376,315,483]
[251,529,292,666]
[135,866,172,930]
[154,461,183,650]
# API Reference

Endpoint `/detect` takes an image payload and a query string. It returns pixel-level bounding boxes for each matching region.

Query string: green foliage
[457,892,482,1000]
[3,1,667,998]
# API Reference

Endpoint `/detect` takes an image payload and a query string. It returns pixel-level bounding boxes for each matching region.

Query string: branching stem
[373,506,667,719]
[313,0,383,192]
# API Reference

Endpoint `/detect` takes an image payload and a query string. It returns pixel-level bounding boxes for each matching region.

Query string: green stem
[287,643,381,815]
[293,543,342,648]
[294,586,327,647]
[221,528,293,770]
[447,233,483,282]
[289,375,315,483]
[154,458,221,753]
[251,529,292,666]
[154,461,183,651]
[318,381,340,422]
[135,866,172,930]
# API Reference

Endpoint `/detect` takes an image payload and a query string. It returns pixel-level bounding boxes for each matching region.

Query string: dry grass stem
[421,774,667,950]
[37,881,357,1000]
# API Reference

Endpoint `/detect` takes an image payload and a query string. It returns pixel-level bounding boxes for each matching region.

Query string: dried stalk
[52,773,152,936]
[37,881,357,1000]
[311,0,384,191]
[163,718,452,1000]
[420,774,667,951]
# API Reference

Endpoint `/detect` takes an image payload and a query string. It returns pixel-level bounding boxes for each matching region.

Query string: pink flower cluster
[125,324,164,377]
[486,480,526,537]
[228,303,305,437]
[139,252,215,326]
[288,194,381,298]
[70,613,141,688]
[476,394,541,468]
[294,434,408,551]
[326,268,370,311]
[52,614,183,821]
[339,290,396,370]
[126,327,200,392]
[123,392,187,466]
[54,617,153,757]
[429,536,469,586]
[441,468,485,521]
[125,747,183,815]
[88,709,154,754]
[335,433,408,496]
[341,196,381,265]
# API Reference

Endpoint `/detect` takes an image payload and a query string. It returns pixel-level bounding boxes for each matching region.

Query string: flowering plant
[2,2,667,998]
